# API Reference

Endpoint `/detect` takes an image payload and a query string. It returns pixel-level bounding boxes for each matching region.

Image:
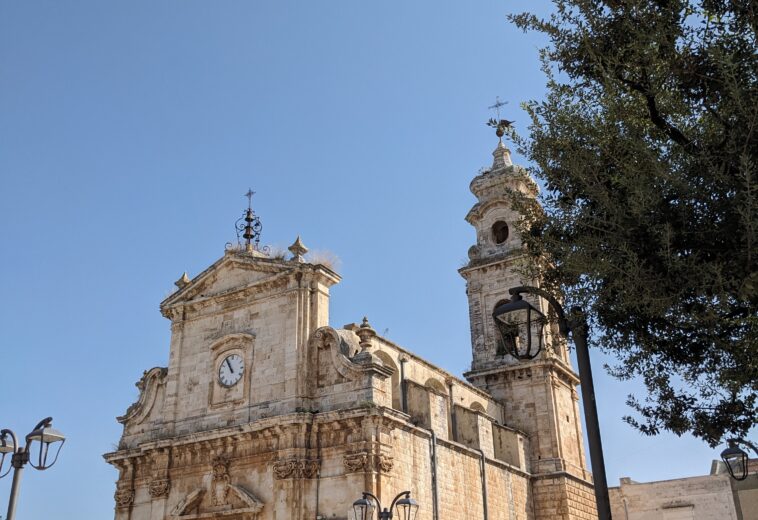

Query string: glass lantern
[721,444,748,481]
[395,495,419,520]
[352,496,376,520]
[493,294,545,359]
[25,418,65,471]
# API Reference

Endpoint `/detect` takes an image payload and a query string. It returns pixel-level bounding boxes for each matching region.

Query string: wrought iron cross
[488,96,508,120]
[245,188,255,209]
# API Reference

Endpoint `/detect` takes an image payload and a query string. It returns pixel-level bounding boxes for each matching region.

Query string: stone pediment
[171,457,264,519]
[171,486,263,519]
[161,251,296,314]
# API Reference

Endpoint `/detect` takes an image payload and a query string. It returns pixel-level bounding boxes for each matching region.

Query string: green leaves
[513,0,757,446]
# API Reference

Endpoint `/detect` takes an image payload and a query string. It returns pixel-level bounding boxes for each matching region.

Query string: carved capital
[148,478,171,499]
[378,454,394,473]
[114,488,134,508]
[343,452,393,474]
[343,452,370,473]
[273,458,319,480]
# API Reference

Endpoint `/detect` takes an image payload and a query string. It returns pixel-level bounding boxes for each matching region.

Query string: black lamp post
[721,439,757,481]
[352,491,419,520]
[493,286,612,520]
[0,417,66,520]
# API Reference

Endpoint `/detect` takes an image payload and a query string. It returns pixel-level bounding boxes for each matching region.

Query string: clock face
[218,354,244,387]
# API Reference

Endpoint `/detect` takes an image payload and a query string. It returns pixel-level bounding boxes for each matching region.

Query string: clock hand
[226,358,234,374]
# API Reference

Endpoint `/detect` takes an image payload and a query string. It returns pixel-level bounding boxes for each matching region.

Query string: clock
[218,354,244,387]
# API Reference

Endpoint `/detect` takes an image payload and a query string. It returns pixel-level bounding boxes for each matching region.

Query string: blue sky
[0,1,731,518]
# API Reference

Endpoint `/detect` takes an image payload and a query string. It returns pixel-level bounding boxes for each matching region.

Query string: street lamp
[493,286,612,520]
[721,439,758,481]
[352,491,419,520]
[0,417,65,520]
[493,293,545,359]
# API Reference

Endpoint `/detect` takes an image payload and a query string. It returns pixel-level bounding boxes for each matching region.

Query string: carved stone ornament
[272,458,320,480]
[118,367,168,425]
[343,452,393,473]
[115,488,135,508]
[149,478,171,499]
[378,454,394,473]
[211,456,231,506]
[343,452,370,473]
[171,457,264,518]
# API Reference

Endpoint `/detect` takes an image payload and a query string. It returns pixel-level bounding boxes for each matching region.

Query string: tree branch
[615,74,701,153]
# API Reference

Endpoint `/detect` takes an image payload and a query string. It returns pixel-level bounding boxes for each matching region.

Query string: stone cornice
[458,250,528,277]
[104,408,404,463]
[160,251,340,318]
[531,469,595,488]
[468,164,538,202]
[464,357,580,386]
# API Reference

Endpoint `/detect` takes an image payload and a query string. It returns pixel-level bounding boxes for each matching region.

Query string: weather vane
[487,96,515,142]
[235,188,262,253]
[488,96,507,119]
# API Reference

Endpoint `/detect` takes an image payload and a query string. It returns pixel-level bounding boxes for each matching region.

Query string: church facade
[104,140,599,520]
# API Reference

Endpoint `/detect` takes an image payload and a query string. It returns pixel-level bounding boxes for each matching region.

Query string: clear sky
[0,1,734,518]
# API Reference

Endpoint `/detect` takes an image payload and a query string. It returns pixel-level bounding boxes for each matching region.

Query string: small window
[492,221,509,244]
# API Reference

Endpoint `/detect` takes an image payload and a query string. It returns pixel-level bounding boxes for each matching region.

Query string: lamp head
[721,444,749,481]
[493,293,545,359]
[0,430,16,479]
[352,495,375,520]
[26,417,65,470]
[394,493,419,520]
[0,431,15,455]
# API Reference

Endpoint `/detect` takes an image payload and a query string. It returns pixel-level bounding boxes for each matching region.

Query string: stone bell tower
[461,128,598,520]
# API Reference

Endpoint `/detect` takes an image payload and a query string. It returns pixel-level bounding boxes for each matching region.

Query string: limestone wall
[367,334,505,423]
[609,474,739,520]
[106,408,534,520]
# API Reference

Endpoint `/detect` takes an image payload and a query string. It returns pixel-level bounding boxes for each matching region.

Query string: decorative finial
[288,236,309,262]
[355,316,377,357]
[485,98,514,169]
[492,140,513,169]
[235,189,263,253]
[175,272,190,289]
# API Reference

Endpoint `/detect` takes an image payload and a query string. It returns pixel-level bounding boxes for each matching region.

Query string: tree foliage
[510,0,757,446]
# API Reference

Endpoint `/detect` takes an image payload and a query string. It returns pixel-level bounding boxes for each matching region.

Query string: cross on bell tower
[460,119,594,520]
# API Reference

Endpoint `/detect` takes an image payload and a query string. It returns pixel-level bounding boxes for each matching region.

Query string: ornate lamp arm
[508,285,570,336]
[23,418,51,453]
[732,438,758,456]
[0,429,19,478]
